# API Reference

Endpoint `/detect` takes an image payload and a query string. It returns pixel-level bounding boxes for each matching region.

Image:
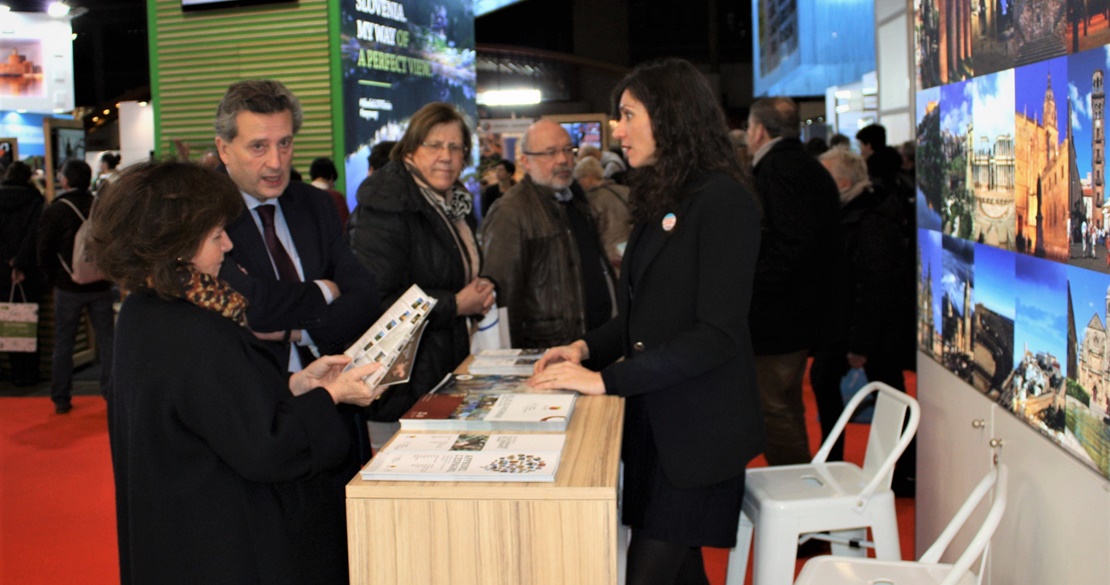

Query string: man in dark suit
[214,80,378,368]
[747,96,841,466]
[212,81,379,529]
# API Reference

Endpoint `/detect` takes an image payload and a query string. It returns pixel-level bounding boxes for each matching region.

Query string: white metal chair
[792,464,1009,585]
[726,381,921,585]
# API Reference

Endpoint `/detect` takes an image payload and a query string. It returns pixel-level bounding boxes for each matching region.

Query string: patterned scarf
[405,162,473,221]
[424,184,474,221]
[175,266,249,327]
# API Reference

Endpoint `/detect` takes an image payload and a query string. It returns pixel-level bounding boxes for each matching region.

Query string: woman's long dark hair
[611,58,743,222]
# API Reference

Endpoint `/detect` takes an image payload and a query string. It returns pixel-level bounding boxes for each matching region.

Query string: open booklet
[343,284,435,387]
[399,373,577,432]
[360,432,566,482]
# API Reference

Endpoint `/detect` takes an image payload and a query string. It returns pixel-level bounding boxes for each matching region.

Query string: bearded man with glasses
[480,119,616,349]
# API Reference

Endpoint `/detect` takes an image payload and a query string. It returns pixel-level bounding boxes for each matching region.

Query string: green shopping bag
[0,283,38,352]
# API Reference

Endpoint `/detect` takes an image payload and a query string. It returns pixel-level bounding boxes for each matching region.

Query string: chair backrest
[812,381,920,512]
[921,464,1009,585]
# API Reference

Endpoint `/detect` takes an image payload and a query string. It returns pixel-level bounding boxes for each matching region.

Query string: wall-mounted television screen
[182,0,296,12]
[560,122,603,151]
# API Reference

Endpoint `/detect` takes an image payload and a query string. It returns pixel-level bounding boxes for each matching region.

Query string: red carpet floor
[0,371,914,585]
[1,396,118,584]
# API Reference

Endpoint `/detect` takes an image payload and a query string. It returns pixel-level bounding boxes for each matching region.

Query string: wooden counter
[346,394,625,585]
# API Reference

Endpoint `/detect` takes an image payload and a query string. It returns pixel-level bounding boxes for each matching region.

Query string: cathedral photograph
[918,229,944,357]
[970,70,1017,249]
[1014,57,1072,261]
[1065,266,1110,476]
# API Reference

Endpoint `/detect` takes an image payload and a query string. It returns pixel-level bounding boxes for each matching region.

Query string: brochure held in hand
[343,284,435,387]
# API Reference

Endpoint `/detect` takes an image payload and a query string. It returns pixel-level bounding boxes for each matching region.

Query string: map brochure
[360,432,566,482]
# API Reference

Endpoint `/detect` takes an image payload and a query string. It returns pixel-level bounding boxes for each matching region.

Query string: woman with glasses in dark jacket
[348,102,494,434]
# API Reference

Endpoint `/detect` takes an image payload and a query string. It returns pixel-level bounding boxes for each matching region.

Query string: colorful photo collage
[916,1,1110,479]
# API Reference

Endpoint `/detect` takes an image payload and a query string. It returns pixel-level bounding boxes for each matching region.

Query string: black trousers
[809,346,906,462]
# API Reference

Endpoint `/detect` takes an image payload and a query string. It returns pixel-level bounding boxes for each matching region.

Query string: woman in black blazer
[532,59,765,585]
[91,161,382,585]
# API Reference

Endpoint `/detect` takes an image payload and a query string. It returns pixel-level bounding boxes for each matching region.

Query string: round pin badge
[662,212,677,232]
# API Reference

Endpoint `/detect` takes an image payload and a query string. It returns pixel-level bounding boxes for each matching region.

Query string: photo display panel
[339,0,478,206]
[914,0,1110,480]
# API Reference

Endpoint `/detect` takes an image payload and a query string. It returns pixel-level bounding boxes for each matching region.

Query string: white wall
[917,356,1110,584]
[118,101,154,169]
[874,0,912,145]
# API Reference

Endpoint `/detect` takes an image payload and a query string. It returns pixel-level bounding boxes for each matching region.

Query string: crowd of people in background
[0,62,922,585]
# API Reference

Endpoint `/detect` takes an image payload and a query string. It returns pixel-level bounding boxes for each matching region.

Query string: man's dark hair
[804,137,828,157]
[829,134,851,148]
[309,157,338,181]
[749,96,800,139]
[496,159,515,175]
[856,124,887,148]
[61,159,92,191]
[214,79,303,141]
[368,141,396,171]
[3,160,32,184]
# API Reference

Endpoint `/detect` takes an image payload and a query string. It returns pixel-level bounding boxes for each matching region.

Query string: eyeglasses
[523,146,578,158]
[421,141,466,156]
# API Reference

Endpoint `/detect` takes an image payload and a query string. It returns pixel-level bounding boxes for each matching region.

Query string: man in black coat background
[746,96,841,466]
[0,161,45,387]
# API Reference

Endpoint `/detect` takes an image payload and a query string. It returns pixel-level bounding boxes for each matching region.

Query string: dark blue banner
[339,0,477,205]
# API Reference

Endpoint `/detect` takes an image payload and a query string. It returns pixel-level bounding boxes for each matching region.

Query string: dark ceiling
[3,0,751,109]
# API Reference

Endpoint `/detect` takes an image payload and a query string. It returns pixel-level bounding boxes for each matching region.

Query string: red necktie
[255,204,300,282]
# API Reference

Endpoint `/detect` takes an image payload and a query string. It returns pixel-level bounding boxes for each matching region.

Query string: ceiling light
[476,89,541,106]
[102,109,110,115]
[0,5,10,13]
[47,2,70,17]
[139,101,148,107]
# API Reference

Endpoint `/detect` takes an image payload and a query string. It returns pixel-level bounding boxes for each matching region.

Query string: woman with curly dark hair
[530,58,765,585]
[92,160,383,584]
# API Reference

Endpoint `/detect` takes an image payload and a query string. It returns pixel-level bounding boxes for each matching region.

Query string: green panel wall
[148,0,339,175]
